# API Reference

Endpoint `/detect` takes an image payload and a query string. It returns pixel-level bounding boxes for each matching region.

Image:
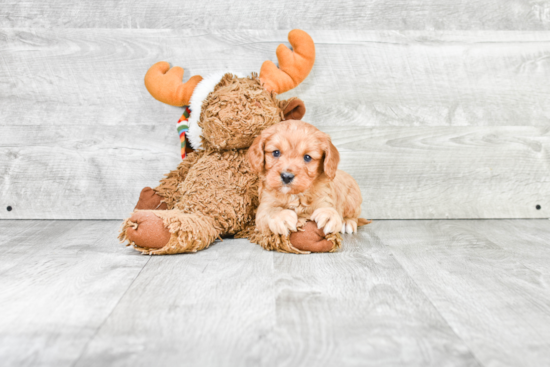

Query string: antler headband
[144,29,315,107]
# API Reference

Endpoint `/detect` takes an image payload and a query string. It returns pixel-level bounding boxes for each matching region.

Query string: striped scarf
[177,106,191,159]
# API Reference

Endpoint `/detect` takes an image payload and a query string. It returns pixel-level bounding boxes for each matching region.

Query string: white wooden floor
[1,219,549,367]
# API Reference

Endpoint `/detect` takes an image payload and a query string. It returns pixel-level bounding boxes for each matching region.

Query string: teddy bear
[119,29,342,255]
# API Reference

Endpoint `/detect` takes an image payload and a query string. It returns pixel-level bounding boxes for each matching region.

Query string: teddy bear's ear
[282,98,306,121]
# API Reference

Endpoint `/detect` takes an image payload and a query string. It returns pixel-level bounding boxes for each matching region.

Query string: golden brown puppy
[248,120,364,238]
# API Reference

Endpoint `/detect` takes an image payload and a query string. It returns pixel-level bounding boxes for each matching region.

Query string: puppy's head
[248,120,340,195]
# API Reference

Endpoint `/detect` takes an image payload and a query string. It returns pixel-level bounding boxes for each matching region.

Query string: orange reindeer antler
[144,62,203,106]
[260,29,315,94]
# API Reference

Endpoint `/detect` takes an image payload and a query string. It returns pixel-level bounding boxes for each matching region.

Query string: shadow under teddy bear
[119,30,343,255]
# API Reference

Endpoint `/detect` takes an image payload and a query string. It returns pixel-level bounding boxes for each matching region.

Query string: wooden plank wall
[1,3,549,219]
[2,1,550,30]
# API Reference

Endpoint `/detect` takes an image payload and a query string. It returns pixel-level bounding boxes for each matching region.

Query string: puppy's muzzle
[280,172,294,184]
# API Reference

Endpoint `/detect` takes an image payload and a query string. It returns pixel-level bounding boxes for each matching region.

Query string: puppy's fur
[248,120,364,236]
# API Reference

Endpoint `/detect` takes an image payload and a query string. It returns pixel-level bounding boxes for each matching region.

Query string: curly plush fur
[120,74,320,255]
[243,218,342,254]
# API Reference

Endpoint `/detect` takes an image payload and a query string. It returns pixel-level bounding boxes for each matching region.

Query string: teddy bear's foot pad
[124,211,171,249]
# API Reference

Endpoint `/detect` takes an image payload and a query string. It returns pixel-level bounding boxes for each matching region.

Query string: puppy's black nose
[280,172,294,184]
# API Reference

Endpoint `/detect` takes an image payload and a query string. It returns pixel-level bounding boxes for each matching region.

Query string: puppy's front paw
[269,209,298,236]
[341,219,358,234]
[311,207,343,235]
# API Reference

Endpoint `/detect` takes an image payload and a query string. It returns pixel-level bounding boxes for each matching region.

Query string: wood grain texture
[1,0,549,30]
[464,220,550,276]
[0,220,149,367]
[2,220,550,366]
[75,238,278,367]
[1,29,549,219]
[254,229,480,366]
[1,125,548,219]
[377,220,550,367]
[73,230,479,367]
[0,125,180,219]
[2,29,550,128]
[331,126,550,220]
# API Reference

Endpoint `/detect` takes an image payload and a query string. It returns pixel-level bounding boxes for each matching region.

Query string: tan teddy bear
[119,30,342,255]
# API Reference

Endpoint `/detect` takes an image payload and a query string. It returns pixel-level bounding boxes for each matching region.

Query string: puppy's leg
[340,172,366,234]
[311,207,343,235]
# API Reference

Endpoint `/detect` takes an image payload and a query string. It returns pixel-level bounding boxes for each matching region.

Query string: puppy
[248,120,365,237]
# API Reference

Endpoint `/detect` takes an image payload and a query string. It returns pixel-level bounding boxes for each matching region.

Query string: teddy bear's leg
[119,209,220,255]
[287,218,371,252]
[121,211,171,249]
[289,221,340,252]
[134,187,168,210]
[246,219,342,254]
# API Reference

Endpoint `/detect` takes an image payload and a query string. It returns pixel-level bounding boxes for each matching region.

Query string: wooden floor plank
[73,229,479,367]
[254,228,480,367]
[376,220,550,367]
[0,0,548,30]
[465,220,550,276]
[73,238,277,367]
[0,220,149,367]
[3,219,550,365]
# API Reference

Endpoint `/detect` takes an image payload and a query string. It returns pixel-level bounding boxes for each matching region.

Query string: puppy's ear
[248,132,267,174]
[281,98,306,121]
[321,133,340,180]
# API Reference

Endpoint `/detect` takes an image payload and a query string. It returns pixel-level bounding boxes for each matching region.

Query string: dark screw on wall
[536,205,541,210]
[7,206,13,212]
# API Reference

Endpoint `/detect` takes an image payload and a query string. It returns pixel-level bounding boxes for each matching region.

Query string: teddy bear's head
[194,73,305,150]
[143,29,315,152]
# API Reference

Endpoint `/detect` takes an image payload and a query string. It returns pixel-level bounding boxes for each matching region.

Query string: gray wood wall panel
[1,125,548,219]
[1,0,549,30]
[330,126,550,219]
[1,29,549,219]
[3,30,550,128]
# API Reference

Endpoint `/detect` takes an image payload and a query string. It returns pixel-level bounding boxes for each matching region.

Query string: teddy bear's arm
[149,150,202,209]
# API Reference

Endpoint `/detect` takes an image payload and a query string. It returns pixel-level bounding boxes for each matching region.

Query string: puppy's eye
[272,150,280,158]
[304,154,312,162]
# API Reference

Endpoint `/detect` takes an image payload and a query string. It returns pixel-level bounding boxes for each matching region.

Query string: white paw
[269,209,298,236]
[340,219,358,234]
[311,207,343,235]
